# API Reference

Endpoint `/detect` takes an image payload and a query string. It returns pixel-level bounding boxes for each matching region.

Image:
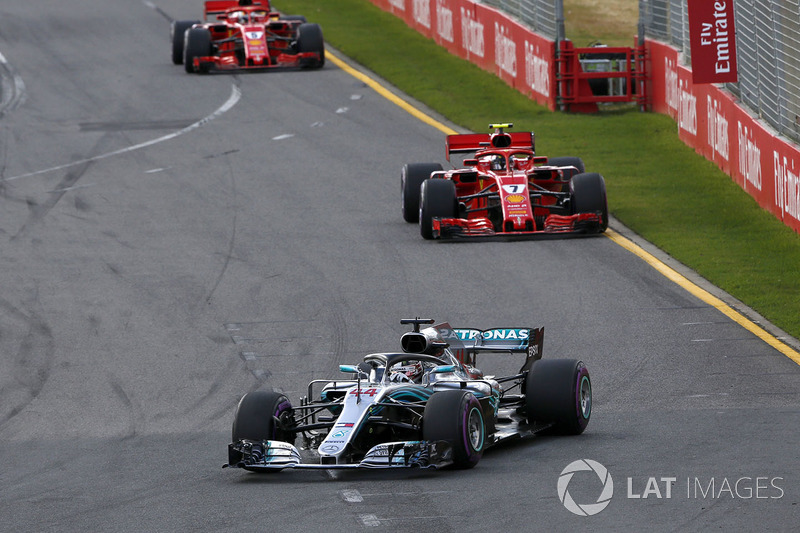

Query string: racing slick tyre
[402,163,443,223]
[170,20,199,65]
[547,156,586,180]
[525,359,591,435]
[184,28,212,74]
[232,390,294,444]
[297,23,325,68]
[419,179,457,239]
[570,172,608,231]
[423,390,485,469]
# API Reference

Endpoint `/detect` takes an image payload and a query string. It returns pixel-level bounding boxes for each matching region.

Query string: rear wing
[446,132,535,161]
[437,324,544,372]
[204,1,269,20]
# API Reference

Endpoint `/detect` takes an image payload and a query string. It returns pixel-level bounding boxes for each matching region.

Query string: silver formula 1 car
[224,318,592,472]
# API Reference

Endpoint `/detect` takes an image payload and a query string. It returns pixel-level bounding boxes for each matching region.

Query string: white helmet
[389,361,423,383]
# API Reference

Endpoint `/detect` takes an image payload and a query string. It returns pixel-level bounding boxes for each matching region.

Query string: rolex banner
[687,0,738,84]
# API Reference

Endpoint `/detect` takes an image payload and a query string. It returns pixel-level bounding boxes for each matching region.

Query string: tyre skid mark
[205,153,238,304]
[1,83,242,183]
[11,141,100,239]
[186,356,245,429]
[0,296,55,428]
[108,375,140,440]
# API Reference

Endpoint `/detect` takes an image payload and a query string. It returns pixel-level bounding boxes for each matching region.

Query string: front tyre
[525,359,591,435]
[183,28,212,74]
[419,179,457,239]
[232,390,294,444]
[570,172,608,231]
[297,23,325,68]
[402,163,443,223]
[423,390,485,468]
[170,20,199,65]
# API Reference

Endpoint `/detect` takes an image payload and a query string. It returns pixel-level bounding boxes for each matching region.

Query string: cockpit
[477,152,534,172]
[509,152,533,170]
[228,9,268,23]
[480,153,507,171]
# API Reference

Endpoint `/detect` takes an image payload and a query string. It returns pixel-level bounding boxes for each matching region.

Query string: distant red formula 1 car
[171,0,324,73]
[402,124,608,239]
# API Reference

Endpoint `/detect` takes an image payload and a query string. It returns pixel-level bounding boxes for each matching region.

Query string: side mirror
[463,159,478,166]
[339,364,358,374]
[432,365,456,374]
[456,171,478,183]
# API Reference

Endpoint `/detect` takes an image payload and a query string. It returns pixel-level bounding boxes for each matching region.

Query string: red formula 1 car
[402,124,608,239]
[170,0,324,73]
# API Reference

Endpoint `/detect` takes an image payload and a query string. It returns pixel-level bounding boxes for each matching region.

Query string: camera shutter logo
[557,459,614,516]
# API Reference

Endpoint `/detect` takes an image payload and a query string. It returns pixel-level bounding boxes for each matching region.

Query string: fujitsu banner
[687,0,738,84]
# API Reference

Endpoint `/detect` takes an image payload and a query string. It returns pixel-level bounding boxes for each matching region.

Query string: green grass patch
[278,0,800,340]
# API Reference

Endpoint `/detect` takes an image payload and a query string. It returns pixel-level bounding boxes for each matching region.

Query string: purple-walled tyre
[232,390,294,444]
[525,359,591,435]
[423,390,485,468]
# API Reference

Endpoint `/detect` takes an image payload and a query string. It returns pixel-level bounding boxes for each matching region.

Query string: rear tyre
[184,28,212,74]
[402,163,443,223]
[419,179,457,239]
[548,156,585,180]
[232,390,294,444]
[570,172,608,231]
[423,390,485,468]
[525,359,591,435]
[297,23,325,68]
[170,20,199,65]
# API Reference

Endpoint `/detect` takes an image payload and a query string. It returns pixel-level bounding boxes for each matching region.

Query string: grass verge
[277,0,800,342]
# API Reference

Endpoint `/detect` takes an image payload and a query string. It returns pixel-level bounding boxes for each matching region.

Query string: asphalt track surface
[0,1,798,531]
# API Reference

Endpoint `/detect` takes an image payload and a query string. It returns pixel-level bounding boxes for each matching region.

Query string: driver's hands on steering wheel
[389,372,411,383]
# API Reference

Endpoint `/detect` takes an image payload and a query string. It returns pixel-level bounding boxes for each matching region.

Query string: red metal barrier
[557,40,648,112]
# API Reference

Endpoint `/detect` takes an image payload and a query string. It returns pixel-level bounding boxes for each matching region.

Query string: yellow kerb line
[327,45,800,366]
[326,49,458,136]
[605,229,800,365]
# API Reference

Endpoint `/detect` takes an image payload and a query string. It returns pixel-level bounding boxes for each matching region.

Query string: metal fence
[482,0,560,41]
[483,1,800,144]
[640,0,800,144]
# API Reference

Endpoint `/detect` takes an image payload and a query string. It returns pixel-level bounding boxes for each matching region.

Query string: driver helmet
[489,154,506,171]
[229,11,246,23]
[390,361,423,383]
